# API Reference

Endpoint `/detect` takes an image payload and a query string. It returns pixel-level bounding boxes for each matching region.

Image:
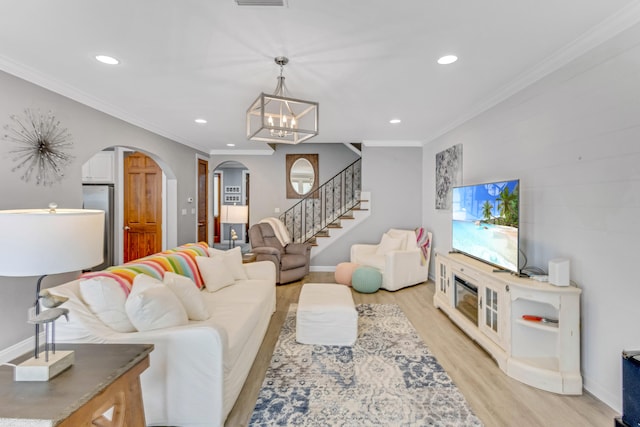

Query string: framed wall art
[435,143,462,210]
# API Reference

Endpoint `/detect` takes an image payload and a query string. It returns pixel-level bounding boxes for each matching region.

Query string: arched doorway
[82,147,178,267]
[212,161,249,250]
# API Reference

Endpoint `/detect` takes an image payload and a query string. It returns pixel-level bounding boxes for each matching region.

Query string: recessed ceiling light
[95,55,120,65]
[194,118,207,124]
[437,55,458,65]
[389,119,401,124]
[226,143,236,147]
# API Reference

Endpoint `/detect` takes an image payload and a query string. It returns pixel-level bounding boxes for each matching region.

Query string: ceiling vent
[235,0,285,6]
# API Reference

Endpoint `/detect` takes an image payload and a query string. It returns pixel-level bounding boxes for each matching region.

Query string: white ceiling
[1,0,640,154]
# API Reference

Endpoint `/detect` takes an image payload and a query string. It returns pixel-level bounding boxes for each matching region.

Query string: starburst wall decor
[3,108,74,186]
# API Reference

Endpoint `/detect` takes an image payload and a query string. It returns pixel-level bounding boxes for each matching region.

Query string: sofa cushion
[375,232,404,255]
[357,253,386,271]
[202,278,274,374]
[207,246,248,280]
[125,276,189,331]
[163,272,210,321]
[197,256,236,292]
[388,228,418,250]
[79,276,136,333]
[280,253,308,271]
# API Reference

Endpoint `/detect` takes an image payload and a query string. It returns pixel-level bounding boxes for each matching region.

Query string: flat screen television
[452,179,520,273]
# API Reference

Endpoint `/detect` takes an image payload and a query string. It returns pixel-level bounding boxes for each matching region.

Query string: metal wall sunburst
[3,108,74,186]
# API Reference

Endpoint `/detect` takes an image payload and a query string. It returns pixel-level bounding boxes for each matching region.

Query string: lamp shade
[220,205,248,224]
[0,209,105,277]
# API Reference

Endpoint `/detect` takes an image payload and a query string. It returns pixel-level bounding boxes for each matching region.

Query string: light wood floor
[225,273,617,427]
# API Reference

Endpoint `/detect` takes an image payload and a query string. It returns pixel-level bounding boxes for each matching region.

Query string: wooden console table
[0,343,153,427]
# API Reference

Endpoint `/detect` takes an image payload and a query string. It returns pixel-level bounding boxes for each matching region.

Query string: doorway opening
[212,161,250,251]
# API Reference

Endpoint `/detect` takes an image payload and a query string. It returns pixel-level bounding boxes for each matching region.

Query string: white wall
[423,22,640,411]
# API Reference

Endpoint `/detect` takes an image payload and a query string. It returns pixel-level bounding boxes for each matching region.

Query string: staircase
[279,158,370,257]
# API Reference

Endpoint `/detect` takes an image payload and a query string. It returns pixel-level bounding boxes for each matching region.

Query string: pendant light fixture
[246,56,319,144]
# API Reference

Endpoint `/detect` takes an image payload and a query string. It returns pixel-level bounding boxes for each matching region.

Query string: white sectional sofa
[47,244,276,427]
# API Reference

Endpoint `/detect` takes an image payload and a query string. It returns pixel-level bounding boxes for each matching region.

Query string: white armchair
[350,228,432,291]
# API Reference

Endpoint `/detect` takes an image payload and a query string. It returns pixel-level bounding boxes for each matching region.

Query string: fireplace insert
[454,275,478,325]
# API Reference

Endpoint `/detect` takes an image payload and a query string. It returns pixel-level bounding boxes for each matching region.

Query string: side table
[242,252,257,263]
[0,343,153,427]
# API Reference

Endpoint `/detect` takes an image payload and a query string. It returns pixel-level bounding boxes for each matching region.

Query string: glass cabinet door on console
[479,281,507,350]
[437,255,450,298]
[435,253,452,304]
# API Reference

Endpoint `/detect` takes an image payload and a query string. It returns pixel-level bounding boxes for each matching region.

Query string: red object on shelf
[522,314,558,324]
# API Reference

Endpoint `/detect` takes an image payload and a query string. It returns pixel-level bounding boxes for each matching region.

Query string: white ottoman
[296,283,358,346]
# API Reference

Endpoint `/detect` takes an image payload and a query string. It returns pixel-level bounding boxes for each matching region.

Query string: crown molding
[209,148,274,156]
[362,140,424,147]
[427,0,640,144]
[0,55,211,155]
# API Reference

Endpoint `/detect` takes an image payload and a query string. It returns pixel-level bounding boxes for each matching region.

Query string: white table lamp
[0,205,104,381]
[221,205,248,248]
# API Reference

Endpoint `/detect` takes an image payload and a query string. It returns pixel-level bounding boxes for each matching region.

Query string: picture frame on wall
[225,186,241,194]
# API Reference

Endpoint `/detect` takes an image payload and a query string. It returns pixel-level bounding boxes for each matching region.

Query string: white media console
[433,249,582,394]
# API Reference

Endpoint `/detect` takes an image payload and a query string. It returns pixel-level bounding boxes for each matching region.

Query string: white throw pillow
[133,273,163,289]
[375,233,404,255]
[125,281,188,332]
[79,277,136,333]
[163,272,210,321]
[196,255,236,292]
[387,229,411,250]
[206,246,248,280]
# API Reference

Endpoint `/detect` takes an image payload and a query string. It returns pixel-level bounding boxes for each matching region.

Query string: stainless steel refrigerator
[82,184,115,271]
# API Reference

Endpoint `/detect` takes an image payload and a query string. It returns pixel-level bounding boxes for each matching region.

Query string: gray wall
[312,145,424,266]
[212,143,360,231]
[0,70,205,350]
[422,23,640,411]
[213,144,424,267]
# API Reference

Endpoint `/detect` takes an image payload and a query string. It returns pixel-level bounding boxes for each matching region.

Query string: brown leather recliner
[248,222,311,284]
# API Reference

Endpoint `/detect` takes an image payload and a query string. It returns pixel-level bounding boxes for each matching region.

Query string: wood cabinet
[433,249,582,394]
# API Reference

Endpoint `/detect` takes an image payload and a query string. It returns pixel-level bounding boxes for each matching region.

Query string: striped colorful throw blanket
[415,227,431,266]
[79,242,210,293]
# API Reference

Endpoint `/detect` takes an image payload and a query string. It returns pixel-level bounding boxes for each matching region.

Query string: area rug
[250,304,483,426]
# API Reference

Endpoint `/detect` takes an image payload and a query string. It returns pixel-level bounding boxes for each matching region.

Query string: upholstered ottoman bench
[296,283,358,346]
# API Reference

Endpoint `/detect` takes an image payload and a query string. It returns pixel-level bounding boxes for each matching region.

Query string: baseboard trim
[310,265,336,272]
[0,333,44,364]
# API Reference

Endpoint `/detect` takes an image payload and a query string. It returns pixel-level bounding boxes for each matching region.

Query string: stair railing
[280,158,361,244]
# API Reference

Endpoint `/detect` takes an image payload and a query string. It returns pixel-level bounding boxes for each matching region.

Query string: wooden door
[124,152,162,262]
[245,172,250,243]
[213,172,221,243]
[197,159,208,243]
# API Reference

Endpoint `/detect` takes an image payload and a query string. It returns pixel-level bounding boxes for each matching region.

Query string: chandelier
[247,56,319,144]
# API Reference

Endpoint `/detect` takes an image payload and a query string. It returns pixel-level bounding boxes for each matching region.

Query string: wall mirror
[286,153,318,198]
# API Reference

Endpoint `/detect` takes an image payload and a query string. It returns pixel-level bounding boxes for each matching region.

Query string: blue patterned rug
[250,304,483,426]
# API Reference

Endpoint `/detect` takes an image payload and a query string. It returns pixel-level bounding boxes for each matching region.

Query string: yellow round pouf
[352,266,382,293]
